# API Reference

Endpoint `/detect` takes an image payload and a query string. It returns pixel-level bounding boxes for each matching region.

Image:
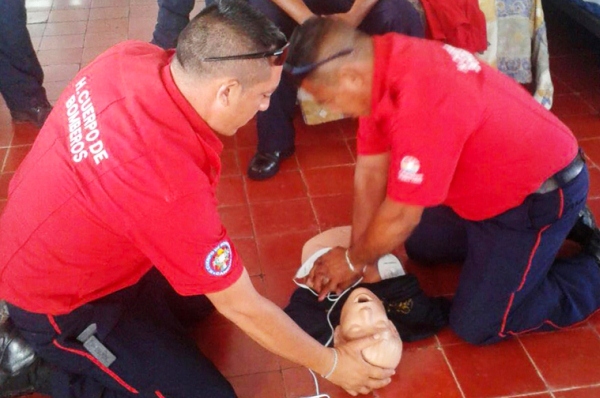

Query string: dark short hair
[285,17,358,84]
[175,0,286,84]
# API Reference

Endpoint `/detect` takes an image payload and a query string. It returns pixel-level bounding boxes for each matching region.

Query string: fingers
[367,376,393,391]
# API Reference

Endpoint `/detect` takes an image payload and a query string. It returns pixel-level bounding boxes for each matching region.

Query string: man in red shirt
[283,17,600,345]
[0,4,395,397]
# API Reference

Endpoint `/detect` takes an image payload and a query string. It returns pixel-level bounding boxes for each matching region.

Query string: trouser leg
[151,0,196,49]
[8,269,234,398]
[0,0,47,111]
[406,168,600,345]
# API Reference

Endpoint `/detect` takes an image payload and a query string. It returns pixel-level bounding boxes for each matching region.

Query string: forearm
[352,158,388,244]
[209,276,334,376]
[345,0,379,26]
[269,0,314,24]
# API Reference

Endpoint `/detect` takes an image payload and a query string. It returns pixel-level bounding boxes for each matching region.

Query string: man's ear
[216,79,242,108]
[338,64,365,93]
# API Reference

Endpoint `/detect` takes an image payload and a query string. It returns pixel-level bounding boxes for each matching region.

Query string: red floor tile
[520,328,600,389]
[587,166,600,197]
[216,175,247,207]
[293,118,346,147]
[231,237,261,276]
[311,193,353,230]
[554,386,600,397]
[3,146,32,173]
[234,119,258,149]
[303,165,354,197]
[229,371,287,398]
[444,339,546,397]
[0,173,14,199]
[245,170,307,203]
[377,346,463,398]
[296,140,354,170]
[250,198,318,237]
[219,204,253,239]
[261,268,298,309]
[10,123,41,146]
[579,139,600,168]
[563,114,600,140]
[552,93,597,118]
[194,318,281,378]
[256,229,318,273]
[220,149,241,176]
[283,365,348,398]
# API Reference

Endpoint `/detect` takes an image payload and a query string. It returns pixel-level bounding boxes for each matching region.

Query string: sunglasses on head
[200,41,290,66]
[283,48,354,81]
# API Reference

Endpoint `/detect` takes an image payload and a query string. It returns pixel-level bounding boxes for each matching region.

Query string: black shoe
[10,101,53,129]
[0,358,52,398]
[567,206,598,247]
[0,319,52,397]
[247,147,295,181]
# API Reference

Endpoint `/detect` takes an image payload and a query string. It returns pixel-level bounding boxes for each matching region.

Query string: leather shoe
[567,206,598,247]
[10,101,53,129]
[247,147,295,181]
[0,318,52,397]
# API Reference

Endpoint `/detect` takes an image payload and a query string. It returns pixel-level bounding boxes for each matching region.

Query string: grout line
[517,337,552,393]
[439,346,467,398]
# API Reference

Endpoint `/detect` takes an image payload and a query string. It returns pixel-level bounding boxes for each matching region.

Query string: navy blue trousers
[7,269,236,398]
[248,0,425,153]
[405,167,600,345]
[151,0,215,49]
[0,0,48,111]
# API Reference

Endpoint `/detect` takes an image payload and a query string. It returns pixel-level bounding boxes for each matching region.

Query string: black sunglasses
[200,42,290,66]
[283,48,353,79]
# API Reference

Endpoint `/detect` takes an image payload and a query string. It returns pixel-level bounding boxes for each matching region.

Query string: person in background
[245,0,426,180]
[0,0,52,127]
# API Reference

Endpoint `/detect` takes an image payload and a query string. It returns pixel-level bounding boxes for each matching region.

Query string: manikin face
[339,287,392,339]
[336,287,403,369]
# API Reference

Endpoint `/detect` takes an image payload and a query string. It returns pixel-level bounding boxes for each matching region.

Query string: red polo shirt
[358,34,577,221]
[0,41,243,314]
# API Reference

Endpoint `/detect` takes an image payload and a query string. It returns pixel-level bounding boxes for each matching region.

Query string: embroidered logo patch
[397,156,424,184]
[442,44,481,74]
[205,241,232,276]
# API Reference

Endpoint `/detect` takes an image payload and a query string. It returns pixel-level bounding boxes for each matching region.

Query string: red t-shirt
[358,34,578,221]
[0,41,243,314]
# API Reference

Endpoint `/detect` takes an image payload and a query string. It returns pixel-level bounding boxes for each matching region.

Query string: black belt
[536,150,585,194]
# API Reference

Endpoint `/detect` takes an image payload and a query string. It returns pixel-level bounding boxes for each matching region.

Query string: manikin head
[284,17,375,118]
[170,0,287,136]
[334,287,403,369]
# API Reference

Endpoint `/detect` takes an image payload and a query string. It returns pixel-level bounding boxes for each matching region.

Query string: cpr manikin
[299,226,404,370]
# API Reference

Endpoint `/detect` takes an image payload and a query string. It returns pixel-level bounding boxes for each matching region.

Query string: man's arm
[328,0,379,27]
[269,0,314,24]
[206,269,394,395]
[351,153,390,244]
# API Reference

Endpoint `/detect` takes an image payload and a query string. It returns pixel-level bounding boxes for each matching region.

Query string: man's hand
[330,334,395,395]
[306,246,361,300]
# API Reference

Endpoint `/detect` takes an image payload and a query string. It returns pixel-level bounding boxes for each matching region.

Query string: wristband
[345,249,357,273]
[322,348,338,379]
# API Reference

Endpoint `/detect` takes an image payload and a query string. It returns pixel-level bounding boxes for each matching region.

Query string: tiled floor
[1,0,600,397]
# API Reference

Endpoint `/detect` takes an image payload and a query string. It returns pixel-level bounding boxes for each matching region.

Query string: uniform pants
[151,0,215,49]
[405,166,600,345]
[7,269,236,398]
[248,0,425,153]
[0,0,48,112]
